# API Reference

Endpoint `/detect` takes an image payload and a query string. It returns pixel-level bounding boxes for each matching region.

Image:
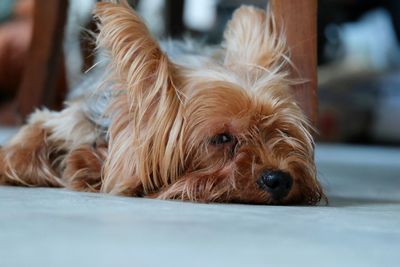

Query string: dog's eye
[210,133,233,145]
[280,129,290,136]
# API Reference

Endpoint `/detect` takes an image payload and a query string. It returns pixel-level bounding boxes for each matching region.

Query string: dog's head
[95,1,324,204]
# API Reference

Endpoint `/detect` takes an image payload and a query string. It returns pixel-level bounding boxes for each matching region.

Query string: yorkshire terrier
[0,1,324,205]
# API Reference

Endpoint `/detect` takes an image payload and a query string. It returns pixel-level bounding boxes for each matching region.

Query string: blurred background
[0,0,399,146]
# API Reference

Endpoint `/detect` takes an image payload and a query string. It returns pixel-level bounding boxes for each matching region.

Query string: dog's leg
[0,104,102,188]
[0,110,63,187]
[62,144,107,192]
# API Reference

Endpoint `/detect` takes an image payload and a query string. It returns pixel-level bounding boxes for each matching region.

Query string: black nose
[257,170,293,200]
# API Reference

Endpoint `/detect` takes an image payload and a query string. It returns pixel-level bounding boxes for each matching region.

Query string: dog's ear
[95,1,173,105]
[223,5,287,71]
[94,2,184,195]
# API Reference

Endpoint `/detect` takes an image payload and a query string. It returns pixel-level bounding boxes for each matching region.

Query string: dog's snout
[257,170,292,200]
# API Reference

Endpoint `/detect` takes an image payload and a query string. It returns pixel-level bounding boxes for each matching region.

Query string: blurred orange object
[15,0,34,19]
[0,0,33,94]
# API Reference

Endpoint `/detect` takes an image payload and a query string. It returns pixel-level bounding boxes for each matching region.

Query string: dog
[0,1,325,205]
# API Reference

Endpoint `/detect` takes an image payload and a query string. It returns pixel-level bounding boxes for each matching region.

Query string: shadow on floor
[328,195,400,207]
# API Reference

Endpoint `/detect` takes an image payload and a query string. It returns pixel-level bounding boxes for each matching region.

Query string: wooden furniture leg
[270,0,318,126]
[17,0,69,120]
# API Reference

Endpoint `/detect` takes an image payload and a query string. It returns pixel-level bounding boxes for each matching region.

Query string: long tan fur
[0,1,325,205]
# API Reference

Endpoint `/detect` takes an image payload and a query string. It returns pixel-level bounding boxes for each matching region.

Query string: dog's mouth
[244,172,324,205]
[144,157,325,205]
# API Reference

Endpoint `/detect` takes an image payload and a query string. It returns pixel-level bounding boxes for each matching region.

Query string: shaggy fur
[0,0,325,205]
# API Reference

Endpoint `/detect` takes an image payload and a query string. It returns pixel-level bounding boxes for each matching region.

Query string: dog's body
[0,1,324,204]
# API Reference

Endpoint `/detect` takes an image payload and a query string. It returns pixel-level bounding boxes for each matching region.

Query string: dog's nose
[257,170,292,200]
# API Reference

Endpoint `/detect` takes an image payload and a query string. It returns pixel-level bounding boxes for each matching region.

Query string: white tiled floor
[0,128,399,267]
